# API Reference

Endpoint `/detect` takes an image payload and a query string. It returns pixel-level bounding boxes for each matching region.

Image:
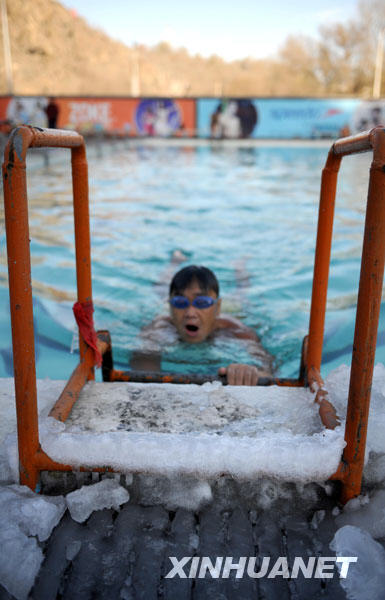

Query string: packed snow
[65,380,324,436]
[2,365,385,485]
[2,365,385,491]
[1,376,351,483]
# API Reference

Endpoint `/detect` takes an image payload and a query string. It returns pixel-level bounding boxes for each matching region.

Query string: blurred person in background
[45,98,59,129]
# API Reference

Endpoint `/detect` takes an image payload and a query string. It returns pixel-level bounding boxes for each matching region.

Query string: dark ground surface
[0,474,373,600]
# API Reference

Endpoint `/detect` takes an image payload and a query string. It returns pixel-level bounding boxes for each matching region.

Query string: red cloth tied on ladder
[73,301,102,367]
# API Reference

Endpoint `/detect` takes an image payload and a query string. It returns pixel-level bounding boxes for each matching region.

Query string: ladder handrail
[2,126,94,490]
[306,126,385,502]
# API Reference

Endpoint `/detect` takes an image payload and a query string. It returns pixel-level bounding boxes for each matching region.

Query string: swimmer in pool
[141,265,273,385]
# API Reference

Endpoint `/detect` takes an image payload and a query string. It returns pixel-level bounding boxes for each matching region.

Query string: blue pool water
[0,140,380,381]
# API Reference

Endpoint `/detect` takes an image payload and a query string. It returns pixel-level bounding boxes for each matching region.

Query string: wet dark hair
[169,265,219,297]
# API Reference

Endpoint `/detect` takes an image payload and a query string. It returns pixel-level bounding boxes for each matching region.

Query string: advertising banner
[2,96,385,139]
[0,96,196,137]
[197,98,361,139]
[57,97,137,134]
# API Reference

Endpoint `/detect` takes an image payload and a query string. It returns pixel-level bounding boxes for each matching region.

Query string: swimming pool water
[0,141,380,381]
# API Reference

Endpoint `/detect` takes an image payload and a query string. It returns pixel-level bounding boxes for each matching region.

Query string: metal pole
[0,0,13,94]
[131,47,140,97]
[341,129,385,503]
[71,144,95,380]
[307,150,341,375]
[3,127,39,490]
[2,126,87,490]
[373,28,384,99]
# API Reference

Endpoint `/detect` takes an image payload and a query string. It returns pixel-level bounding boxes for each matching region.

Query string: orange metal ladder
[3,125,385,502]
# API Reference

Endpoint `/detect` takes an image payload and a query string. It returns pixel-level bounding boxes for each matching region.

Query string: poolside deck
[19,479,349,600]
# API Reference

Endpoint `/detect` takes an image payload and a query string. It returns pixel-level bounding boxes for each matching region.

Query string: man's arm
[131,316,173,370]
[216,315,274,385]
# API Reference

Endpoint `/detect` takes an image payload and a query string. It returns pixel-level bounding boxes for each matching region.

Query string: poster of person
[210,99,258,138]
[135,99,182,137]
[198,98,358,139]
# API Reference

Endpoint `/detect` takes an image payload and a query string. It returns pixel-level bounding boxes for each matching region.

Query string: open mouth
[184,323,199,339]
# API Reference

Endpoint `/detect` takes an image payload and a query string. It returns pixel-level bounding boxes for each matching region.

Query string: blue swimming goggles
[169,295,218,309]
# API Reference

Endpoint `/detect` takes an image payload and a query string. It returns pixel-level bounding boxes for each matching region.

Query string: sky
[60,0,359,62]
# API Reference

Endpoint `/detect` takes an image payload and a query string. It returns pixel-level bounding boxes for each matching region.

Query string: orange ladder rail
[306,128,385,502]
[2,126,95,490]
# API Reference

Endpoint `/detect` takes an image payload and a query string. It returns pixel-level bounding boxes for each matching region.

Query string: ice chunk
[0,522,43,600]
[330,525,385,600]
[65,478,130,523]
[0,484,66,541]
[0,483,64,600]
[335,489,385,539]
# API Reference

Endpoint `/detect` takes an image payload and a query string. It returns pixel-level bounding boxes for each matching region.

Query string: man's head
[169,265,221,343]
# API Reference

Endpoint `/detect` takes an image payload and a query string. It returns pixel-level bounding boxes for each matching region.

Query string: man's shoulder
[215,315,259,341]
